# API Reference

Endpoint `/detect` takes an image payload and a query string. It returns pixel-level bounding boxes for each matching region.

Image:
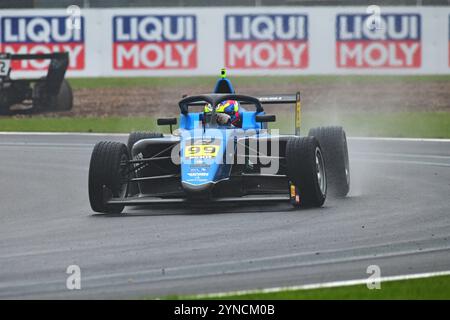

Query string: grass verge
[0,112,449,138]
[165,274,450,300]
[67,75,450,89]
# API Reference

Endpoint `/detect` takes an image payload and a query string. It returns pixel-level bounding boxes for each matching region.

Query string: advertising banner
[0,15,85,70]
[336,13,421,68]
[0,7,448,77]
[224,14,308,69]
[112,15,197,70]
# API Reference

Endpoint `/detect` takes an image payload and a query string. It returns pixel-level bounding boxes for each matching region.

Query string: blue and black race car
[88,70,350,214]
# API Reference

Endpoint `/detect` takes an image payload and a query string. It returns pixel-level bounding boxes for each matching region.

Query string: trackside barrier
[0,7,448,77]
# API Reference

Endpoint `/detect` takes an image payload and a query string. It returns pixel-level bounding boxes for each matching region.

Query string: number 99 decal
[184,145,219,158]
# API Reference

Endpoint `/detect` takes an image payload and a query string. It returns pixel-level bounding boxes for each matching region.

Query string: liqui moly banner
[112,15,197,70]
[0,15,85,70]
[1,7,449,77]
[225,14,308,69]
[336,13,421,68]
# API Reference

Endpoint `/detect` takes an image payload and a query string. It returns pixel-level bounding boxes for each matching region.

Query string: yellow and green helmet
[204,100,239,114]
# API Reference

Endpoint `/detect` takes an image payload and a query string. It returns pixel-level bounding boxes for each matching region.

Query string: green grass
[166,275,450,300]
[1,112,448,138]
[0,117,160,134]
[2,76,449,137]
[294,112,450,138]
[67,75,450,89]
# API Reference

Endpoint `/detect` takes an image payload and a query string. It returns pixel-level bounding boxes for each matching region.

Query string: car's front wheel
[88,141,130,214]
[286,136,327,208]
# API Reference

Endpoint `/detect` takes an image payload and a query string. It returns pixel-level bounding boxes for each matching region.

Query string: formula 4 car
[88,69,350,214]
[0,52,72,114]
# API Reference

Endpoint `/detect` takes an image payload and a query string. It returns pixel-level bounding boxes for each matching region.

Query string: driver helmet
[204,100,242,127]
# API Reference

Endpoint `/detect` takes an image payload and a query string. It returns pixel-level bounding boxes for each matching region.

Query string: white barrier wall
[1,6,449,77]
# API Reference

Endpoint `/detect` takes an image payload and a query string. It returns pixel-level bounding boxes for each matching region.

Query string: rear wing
[4,52,68,60]
[185,92,302,136]
[0,52,69,95]
[251,92,301,136]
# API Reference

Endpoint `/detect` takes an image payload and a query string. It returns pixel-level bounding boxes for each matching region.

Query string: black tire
[88,141,130,214]
[308,126,350,197]
[286,136,327,208]
[127,131,163,155]
[53,79,73,111]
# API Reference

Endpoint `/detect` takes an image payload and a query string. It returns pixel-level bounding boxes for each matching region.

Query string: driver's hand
[216,113,231,125]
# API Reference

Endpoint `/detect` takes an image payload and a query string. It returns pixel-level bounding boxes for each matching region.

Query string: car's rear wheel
[88,141,130,214]
[33,79,73,112]
[53,79,73,111]
[286,136,327,208]
[308,126,350,197]
[127,131,163,155]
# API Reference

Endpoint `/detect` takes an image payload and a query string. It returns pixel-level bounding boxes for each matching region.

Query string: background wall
[0,6,449,77]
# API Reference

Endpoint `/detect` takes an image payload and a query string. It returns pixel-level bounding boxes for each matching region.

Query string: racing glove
[216,113,231,125]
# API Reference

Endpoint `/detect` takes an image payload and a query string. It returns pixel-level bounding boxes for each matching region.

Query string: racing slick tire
[286,136,327,208]
[308,126,350,197]
[88,141,130,214]
[127,131,163,155]
[34,79,73,112]
[53,79,73,111]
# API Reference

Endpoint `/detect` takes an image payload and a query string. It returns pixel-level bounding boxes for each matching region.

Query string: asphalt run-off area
[0,133,449,299]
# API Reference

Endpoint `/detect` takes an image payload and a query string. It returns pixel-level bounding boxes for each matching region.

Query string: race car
[88,70,350,214]
[0,52,72,114]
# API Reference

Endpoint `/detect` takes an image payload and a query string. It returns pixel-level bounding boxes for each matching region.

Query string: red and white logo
[225,14,308,69]
[0,16,85,70]
[336,14,421,68]
[113,15,197,70]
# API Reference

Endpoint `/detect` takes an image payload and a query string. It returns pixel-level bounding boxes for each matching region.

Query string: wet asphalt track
[0,133,449,299]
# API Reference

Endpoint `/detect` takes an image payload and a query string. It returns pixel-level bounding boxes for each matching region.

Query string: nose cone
[181,181,214,196]
[180,128,228,198]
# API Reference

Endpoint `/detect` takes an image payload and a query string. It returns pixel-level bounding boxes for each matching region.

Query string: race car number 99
[184,145,219,158]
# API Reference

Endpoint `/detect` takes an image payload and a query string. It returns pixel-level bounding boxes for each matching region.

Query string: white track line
[191,270,450,299]
[352,158,450,167]
[0,132,449,142]
[349,137,450,142]
[352,151,450,159]
[0,142,93,147]
[0,131,128,137]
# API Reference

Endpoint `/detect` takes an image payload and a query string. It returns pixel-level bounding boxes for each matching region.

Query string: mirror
[157,118,177,126]
[256,114,276,123]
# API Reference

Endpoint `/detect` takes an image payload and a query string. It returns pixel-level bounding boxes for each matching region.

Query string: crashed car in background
[0,52,73,114]
[88,70,350,214]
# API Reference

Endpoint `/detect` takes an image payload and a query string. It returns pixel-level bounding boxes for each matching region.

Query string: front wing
[107,194,290,206]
